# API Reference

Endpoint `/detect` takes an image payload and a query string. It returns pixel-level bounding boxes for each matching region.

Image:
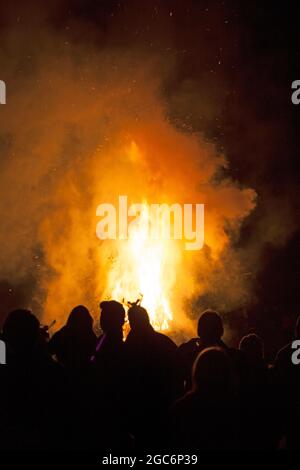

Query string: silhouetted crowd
[0,301,299,451]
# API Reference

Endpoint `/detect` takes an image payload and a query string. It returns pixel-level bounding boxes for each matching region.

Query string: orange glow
[34,64,256,335]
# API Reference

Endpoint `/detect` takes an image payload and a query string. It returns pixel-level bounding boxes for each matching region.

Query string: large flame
[104,202,176,330]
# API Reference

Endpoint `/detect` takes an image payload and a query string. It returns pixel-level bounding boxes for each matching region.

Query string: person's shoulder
[171,391,197,415]
[277,342,292,356]
[50,326,67,339]
[275,342,293,365]
[178,338,199,354]
[155,331,177,350]
[48,326,68,349]
[179,337,199,348]
[227,345,244,358]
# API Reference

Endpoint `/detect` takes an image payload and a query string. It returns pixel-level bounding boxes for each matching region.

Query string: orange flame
[104,202,176,330]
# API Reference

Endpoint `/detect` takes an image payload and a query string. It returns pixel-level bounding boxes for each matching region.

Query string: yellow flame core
[106,204,175,330]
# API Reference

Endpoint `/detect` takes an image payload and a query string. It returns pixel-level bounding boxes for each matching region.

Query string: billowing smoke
[1,1,291,339]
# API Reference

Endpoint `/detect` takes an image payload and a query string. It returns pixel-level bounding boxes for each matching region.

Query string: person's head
[66,305,93,335]
[3,309,40,355]
[197,310,223,344]
[239,333,264,364]
[295,315,300,339]
[100,300,125,334]
[128,305,151,333]
[192,347,235,397]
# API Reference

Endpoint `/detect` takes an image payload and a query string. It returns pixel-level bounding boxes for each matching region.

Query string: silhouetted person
[49,305,97,371]
[171,347,239,450]
[178,309,246,391]
[240,333,265,368]
[92,300,125,364]
[48,305,98,449]
[91,300,125,399]
[0,309,67,449]
[90,300,132,450]
[2,308,41,363]
[239,333,278,449]
[124,304,178,450]
[274,315,300,449]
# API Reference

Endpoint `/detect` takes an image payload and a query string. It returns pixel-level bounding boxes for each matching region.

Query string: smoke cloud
[1,1,292,339]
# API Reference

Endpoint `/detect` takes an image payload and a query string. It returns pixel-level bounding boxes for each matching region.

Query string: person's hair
[197,310,223,343]
[128,305,150,331]
[3,309,40,353]
[100,300,125,333]
[66,305,93,333]
[192,347,235,397]
[239,333,264,362]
